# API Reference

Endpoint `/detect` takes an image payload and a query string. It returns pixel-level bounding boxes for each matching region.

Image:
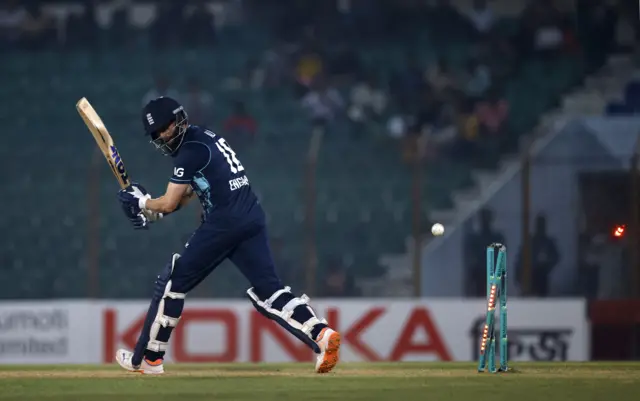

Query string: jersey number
[204,130,245,174]
[215,138,244,174]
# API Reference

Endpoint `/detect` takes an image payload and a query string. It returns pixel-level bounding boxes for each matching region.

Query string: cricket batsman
[115,96,341,374]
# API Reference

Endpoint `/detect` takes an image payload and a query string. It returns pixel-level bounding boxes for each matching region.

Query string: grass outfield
[0,362,638,401]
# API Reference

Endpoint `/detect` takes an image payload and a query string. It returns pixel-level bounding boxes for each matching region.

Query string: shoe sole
[316,331,341,374]
[140,365,165,375]
[138,369,164,375]
[115,358,141,374]
[115,355,163,375]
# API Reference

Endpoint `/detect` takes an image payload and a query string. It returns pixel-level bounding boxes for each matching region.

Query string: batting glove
[142,206,164,222]
[118,183,154,229]
[118,183,149,210]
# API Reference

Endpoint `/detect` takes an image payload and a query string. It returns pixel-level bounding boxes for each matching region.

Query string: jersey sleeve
[170,142,209,183]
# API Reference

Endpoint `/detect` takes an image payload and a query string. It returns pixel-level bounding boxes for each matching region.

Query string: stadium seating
[0,18,585,298]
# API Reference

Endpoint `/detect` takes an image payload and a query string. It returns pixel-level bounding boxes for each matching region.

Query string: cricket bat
[76,97,131,189]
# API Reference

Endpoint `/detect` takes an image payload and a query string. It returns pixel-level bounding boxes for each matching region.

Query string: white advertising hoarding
[0,299,589,364]
[0,302,100,364]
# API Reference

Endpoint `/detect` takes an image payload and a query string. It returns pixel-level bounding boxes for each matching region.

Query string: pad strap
[247,287,326,339]
[146,254,185,353]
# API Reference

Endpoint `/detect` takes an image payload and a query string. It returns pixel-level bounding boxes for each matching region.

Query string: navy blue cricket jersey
[169,125,262,225]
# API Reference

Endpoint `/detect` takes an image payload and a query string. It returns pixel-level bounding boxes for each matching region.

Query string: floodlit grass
[0,362,638,401]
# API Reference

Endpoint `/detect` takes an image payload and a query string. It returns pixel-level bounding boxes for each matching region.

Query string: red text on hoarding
[103,306,451,363]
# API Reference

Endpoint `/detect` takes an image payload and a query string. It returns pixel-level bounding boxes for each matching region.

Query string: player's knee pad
[247,286,326,354]
[147,253,186,353]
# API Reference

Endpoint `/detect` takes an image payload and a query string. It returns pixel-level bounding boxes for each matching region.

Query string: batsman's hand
[119,203,149,230]
[118,183,153,230]
[118,182,149,209]
[142,208,163,222]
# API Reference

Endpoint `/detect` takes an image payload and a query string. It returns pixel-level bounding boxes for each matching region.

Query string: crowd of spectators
[2,1,627,161]
[3,0,636,297]
[239,0,594,168]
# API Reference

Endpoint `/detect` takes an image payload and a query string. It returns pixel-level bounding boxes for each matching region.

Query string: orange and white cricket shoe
[115,349,165,375]
[314,328,341,373]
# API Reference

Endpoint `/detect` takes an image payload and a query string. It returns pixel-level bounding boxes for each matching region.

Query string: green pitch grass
[0,362,638,401]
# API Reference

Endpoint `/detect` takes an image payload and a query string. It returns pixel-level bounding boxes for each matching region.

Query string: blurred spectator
[261,43,292,88]
[401,131,424,164]
[65,1,98,48]
[402,91,452,162]
[519,0,574,58]
[386,113,409,139]
[426,60,457,99]
[386,98,414,140]
[577,0,617,71]
[516,214,560,297]
[421,89,462,159]
[321,259,360,297]
[110,4,130,48]
[151,1,184,48]
[578,233,603,299]
[390,55,425,102]
[223,101,257,148]
[414,91,447,132]
[349,75,387,121]
[480,32,517,81]
[463,59,492,100]
[465,208,506,297]
[467,0,495,35]
[451,97,480,160]
[475,89,509,137]
[242,58,262,90]
[294,46,324,95]
[614,1,637,52]
[0,0,31,48]
[301,78,345,127]
[182,0,216,46]
[22,2,55,50]
[222,57,263,91]
[182,77,214,126]
[142,75,180,107]
[346,106,367,139]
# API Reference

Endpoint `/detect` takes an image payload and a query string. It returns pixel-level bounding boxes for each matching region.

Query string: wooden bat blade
[76,97,131,189]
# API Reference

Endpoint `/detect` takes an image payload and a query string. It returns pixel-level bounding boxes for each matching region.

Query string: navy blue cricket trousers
[169,218,283,299]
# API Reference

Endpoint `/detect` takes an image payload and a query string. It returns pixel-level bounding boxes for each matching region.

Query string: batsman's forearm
[141,196,178,214]
[142,191,194,214]
[179,191,196,207]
